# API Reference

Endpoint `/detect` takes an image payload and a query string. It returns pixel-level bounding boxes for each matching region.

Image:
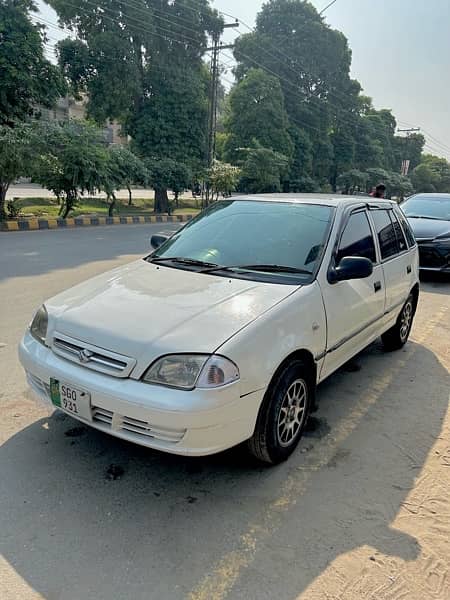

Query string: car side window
[371,209,398,260]
[396,210,417,247]
[336,211,376,264]
[390,211,408,253]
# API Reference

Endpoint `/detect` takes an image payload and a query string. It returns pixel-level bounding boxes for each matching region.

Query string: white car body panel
[44,260,297,380]
[19,195,420,457]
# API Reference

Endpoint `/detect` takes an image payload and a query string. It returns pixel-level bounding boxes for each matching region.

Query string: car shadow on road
[1,340,449,600]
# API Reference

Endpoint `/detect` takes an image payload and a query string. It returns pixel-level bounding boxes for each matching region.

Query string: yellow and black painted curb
[1,213,196,232]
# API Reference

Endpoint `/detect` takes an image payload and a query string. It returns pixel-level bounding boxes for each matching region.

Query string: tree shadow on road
[0,340,448,600]
[0,224,179,283]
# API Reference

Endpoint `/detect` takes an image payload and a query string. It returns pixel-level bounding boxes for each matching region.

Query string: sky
[37,0,450,159]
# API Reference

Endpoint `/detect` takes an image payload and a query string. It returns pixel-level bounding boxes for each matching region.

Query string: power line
[319,0,339,15]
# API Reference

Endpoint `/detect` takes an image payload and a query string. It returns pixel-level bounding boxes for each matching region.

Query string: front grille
[52,333,136,378]
[92,406,113,426]
[91,405,185,444]
[120,415,185,443]
[417,244,450,268]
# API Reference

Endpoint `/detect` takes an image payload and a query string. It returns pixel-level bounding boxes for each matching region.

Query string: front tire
[248,360,312,465]
[382,294,415,351]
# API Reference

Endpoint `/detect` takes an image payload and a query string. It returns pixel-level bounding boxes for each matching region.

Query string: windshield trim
[144,200,337,285]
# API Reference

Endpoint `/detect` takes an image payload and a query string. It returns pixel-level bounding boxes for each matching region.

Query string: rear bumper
[19,332,264,456]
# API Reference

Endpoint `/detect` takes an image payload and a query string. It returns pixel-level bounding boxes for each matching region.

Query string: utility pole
[397,127,421,176]
[206,22,239,169]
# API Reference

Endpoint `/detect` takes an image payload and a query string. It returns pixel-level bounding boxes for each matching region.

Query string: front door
[319,209,386,381]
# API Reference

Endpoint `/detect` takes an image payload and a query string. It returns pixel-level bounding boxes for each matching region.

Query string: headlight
[143,354,239,390]
[30,305,48,345]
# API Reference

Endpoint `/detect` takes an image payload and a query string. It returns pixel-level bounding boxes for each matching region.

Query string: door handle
[374,281,382,293]
[407,265,412,274]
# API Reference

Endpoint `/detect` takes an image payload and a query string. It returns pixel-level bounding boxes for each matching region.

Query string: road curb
[0,213,195,232]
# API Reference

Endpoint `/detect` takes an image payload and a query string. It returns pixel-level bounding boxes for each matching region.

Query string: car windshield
[402,196,450,221]
[148,200,334,283]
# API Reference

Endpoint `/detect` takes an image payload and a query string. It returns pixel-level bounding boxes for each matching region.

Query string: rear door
[368,207,412,316]
[319,208,386,380]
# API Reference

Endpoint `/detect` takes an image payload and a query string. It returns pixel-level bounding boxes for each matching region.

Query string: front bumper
[417,242,450,272]
[19,332,264,456]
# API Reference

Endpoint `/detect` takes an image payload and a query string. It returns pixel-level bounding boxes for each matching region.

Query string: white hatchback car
[20,195,420,464]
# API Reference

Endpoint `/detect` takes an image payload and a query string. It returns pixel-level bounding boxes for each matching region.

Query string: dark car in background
[401,193,450,274]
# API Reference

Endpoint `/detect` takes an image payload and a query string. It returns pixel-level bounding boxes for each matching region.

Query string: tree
[207,161,241,201]
[393,133,425,173]
[336,170,368,194]
[223,68,293,163]
[52,0,223,211]
[146,159,192,214]
[416,154,450,193]
[106,146,148,206]
[0,0,65,125]
[0,122,37,219]
[233,0,353,185]
[239,144,290,193]
[32,120,110,218]
[386,172,414,200]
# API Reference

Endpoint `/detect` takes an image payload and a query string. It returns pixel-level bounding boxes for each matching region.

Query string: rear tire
[248,360,313,465]
[382,294,415,351]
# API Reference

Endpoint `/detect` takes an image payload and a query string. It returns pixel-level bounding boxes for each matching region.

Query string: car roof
[231,193,396,208]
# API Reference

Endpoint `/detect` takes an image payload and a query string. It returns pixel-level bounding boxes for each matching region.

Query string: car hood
[407,217,450,240]
[45,260,298,378]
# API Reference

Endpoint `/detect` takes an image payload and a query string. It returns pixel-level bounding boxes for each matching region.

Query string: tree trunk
[154,188,169,214]
[127,184,133,206]
[0,183,9,220]
[108,193,116,217]
[61,191,76,219]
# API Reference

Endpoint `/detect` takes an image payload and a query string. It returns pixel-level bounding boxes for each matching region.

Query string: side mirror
[329,256,373,283]
[150,234,169,250]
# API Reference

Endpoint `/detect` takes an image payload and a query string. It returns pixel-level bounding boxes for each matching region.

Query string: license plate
[50,378,91,420]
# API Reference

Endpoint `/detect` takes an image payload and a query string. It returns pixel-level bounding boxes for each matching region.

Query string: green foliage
[239,143,290,193]
[146,158,192,213]
[412,154,450,193]
[336,169,368,194]
[130,62,209,169]
[0,121,38,219]
[6,198,21,219]
[105,146,148,208]
[393,133,425,172]
[223,68,293,163]
[0,0,65,125]
[32,120,110,218]
[52,0,222,176]
[207,161,241,201]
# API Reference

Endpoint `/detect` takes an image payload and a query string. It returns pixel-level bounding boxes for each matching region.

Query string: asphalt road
[1,225,449,600]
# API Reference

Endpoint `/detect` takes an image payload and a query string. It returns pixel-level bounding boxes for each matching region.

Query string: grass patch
[13,196,200,218]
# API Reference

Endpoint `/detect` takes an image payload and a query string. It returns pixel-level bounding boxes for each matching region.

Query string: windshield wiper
[406,214,445,221]
[203,264,313,275]
[150,256,220,268]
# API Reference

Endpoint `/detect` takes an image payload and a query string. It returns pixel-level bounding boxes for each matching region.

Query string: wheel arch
[262,349,317,405]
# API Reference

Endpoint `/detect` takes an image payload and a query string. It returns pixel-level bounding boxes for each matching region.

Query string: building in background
[40,95,128,146]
